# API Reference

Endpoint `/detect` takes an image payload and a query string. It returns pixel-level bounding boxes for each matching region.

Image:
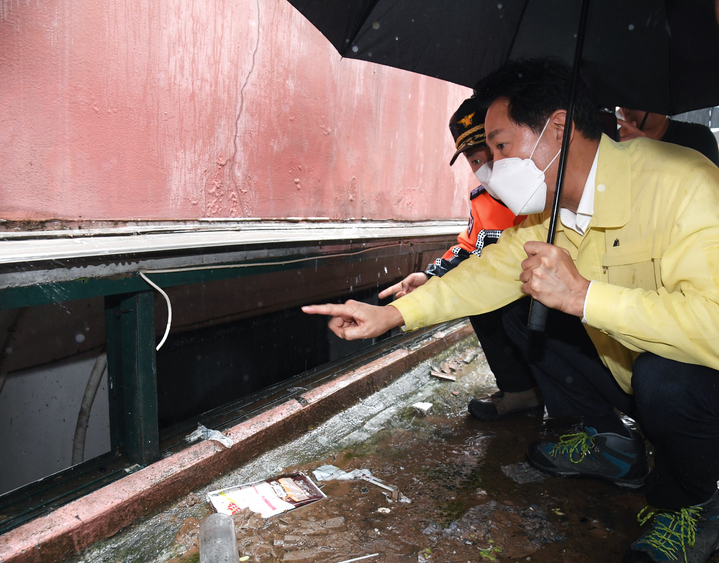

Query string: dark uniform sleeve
[663,121,719,167]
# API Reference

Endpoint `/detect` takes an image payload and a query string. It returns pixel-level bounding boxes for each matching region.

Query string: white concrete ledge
[0,220,464,265]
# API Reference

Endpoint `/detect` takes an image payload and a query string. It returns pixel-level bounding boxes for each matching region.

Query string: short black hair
[473,59,602,141]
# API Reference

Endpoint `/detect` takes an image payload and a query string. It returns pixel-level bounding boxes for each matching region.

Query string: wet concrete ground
[64,334,713,563]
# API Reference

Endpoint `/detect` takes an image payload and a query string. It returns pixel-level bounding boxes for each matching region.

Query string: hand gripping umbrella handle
[526,141,568,332]
[527,0,590,333]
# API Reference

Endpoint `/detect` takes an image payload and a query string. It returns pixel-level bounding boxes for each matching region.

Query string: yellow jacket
[393,135,719,393]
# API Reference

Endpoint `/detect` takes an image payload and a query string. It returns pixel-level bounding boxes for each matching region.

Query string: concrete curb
[0,321,473,563]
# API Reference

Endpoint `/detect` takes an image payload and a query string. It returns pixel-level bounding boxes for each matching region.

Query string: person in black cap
[619,108,719,166]
[379,97,543,421]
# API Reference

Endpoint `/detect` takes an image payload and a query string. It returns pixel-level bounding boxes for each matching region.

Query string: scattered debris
[180,492,203,508]
[281,547,327,561]
[312,465,372,482]
[335,554,379,563]
[440,361,457,373]
[324,516,345,528]
[185,423,234,448]
[207,473,325,518]
[422,522,442,536]
[412,402,433,416]
[312,464,407,502]
[451,391,459,396]
[461,350,479,363]
[501,462,548,484]
[430,370,456,381]
[363,474,399,499]
[199,513,239,563]
[377,507,390,514]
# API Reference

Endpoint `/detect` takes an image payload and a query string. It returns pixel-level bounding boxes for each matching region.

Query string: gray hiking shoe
[526,426,649,489]
[467,388,543,421]
[623,489,719,562]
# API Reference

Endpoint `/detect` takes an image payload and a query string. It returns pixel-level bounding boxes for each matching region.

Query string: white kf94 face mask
[475,118,561,216]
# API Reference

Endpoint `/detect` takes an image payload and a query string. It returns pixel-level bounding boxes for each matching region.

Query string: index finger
[302,303,348,316]
[378,282,402,299]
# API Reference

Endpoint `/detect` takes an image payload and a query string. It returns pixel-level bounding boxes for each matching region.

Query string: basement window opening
[0,223,461,533]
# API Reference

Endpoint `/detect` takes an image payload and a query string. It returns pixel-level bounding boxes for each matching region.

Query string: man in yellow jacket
[304,59,719,562]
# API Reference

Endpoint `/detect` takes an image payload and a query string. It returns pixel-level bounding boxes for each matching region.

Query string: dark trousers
[503,298,719,509]
[470,302,535,393]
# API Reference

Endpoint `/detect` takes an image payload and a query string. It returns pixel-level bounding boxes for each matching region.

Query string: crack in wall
[228,0,261,217]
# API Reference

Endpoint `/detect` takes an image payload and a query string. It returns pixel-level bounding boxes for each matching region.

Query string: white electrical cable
[71,351,108,465]
[138,243,408,352]
[138,271,172,351]
[141,243,405,274]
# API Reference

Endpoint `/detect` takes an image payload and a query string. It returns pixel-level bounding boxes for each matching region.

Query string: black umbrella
[287,0,719,115]
[287,0,719,329]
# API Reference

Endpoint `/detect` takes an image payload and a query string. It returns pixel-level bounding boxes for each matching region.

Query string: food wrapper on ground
[207,473,325,518]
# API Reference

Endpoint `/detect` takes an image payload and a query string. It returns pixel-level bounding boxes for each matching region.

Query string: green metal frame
[105,292,160,465]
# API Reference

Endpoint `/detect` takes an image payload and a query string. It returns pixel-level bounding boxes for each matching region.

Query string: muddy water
[68,336,680,562]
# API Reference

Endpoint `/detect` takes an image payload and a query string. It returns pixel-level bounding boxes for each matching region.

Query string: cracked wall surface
[0,0,473,222]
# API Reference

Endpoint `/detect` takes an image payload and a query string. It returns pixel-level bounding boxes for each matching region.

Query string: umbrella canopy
[288,0,719,115]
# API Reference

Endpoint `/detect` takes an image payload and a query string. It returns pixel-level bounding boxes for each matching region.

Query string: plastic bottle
[199,513,240,563]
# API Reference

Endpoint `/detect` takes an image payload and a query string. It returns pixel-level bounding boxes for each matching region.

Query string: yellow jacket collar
[548,134,631,234]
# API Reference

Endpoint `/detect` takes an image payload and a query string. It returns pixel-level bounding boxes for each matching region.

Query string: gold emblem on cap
[458,112,474,128]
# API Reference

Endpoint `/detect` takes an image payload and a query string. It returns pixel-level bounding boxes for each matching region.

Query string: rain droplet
[367,51,373,58]
[395,36,399,41]
[75,333,86,343]
[628,23,635,30]
[352,45,359,53]
[497,3,503,8]
[372,21,380,30]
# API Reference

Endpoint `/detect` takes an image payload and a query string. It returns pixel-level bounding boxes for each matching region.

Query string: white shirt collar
[560,147,599,235]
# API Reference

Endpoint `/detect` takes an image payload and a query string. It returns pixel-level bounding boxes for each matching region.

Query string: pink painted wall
[0,0,473,222]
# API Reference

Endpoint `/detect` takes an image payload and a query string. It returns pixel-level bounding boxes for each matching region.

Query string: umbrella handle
[527,299,548,332]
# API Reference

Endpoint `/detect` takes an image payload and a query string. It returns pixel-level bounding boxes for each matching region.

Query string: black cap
[449,98,487,165]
